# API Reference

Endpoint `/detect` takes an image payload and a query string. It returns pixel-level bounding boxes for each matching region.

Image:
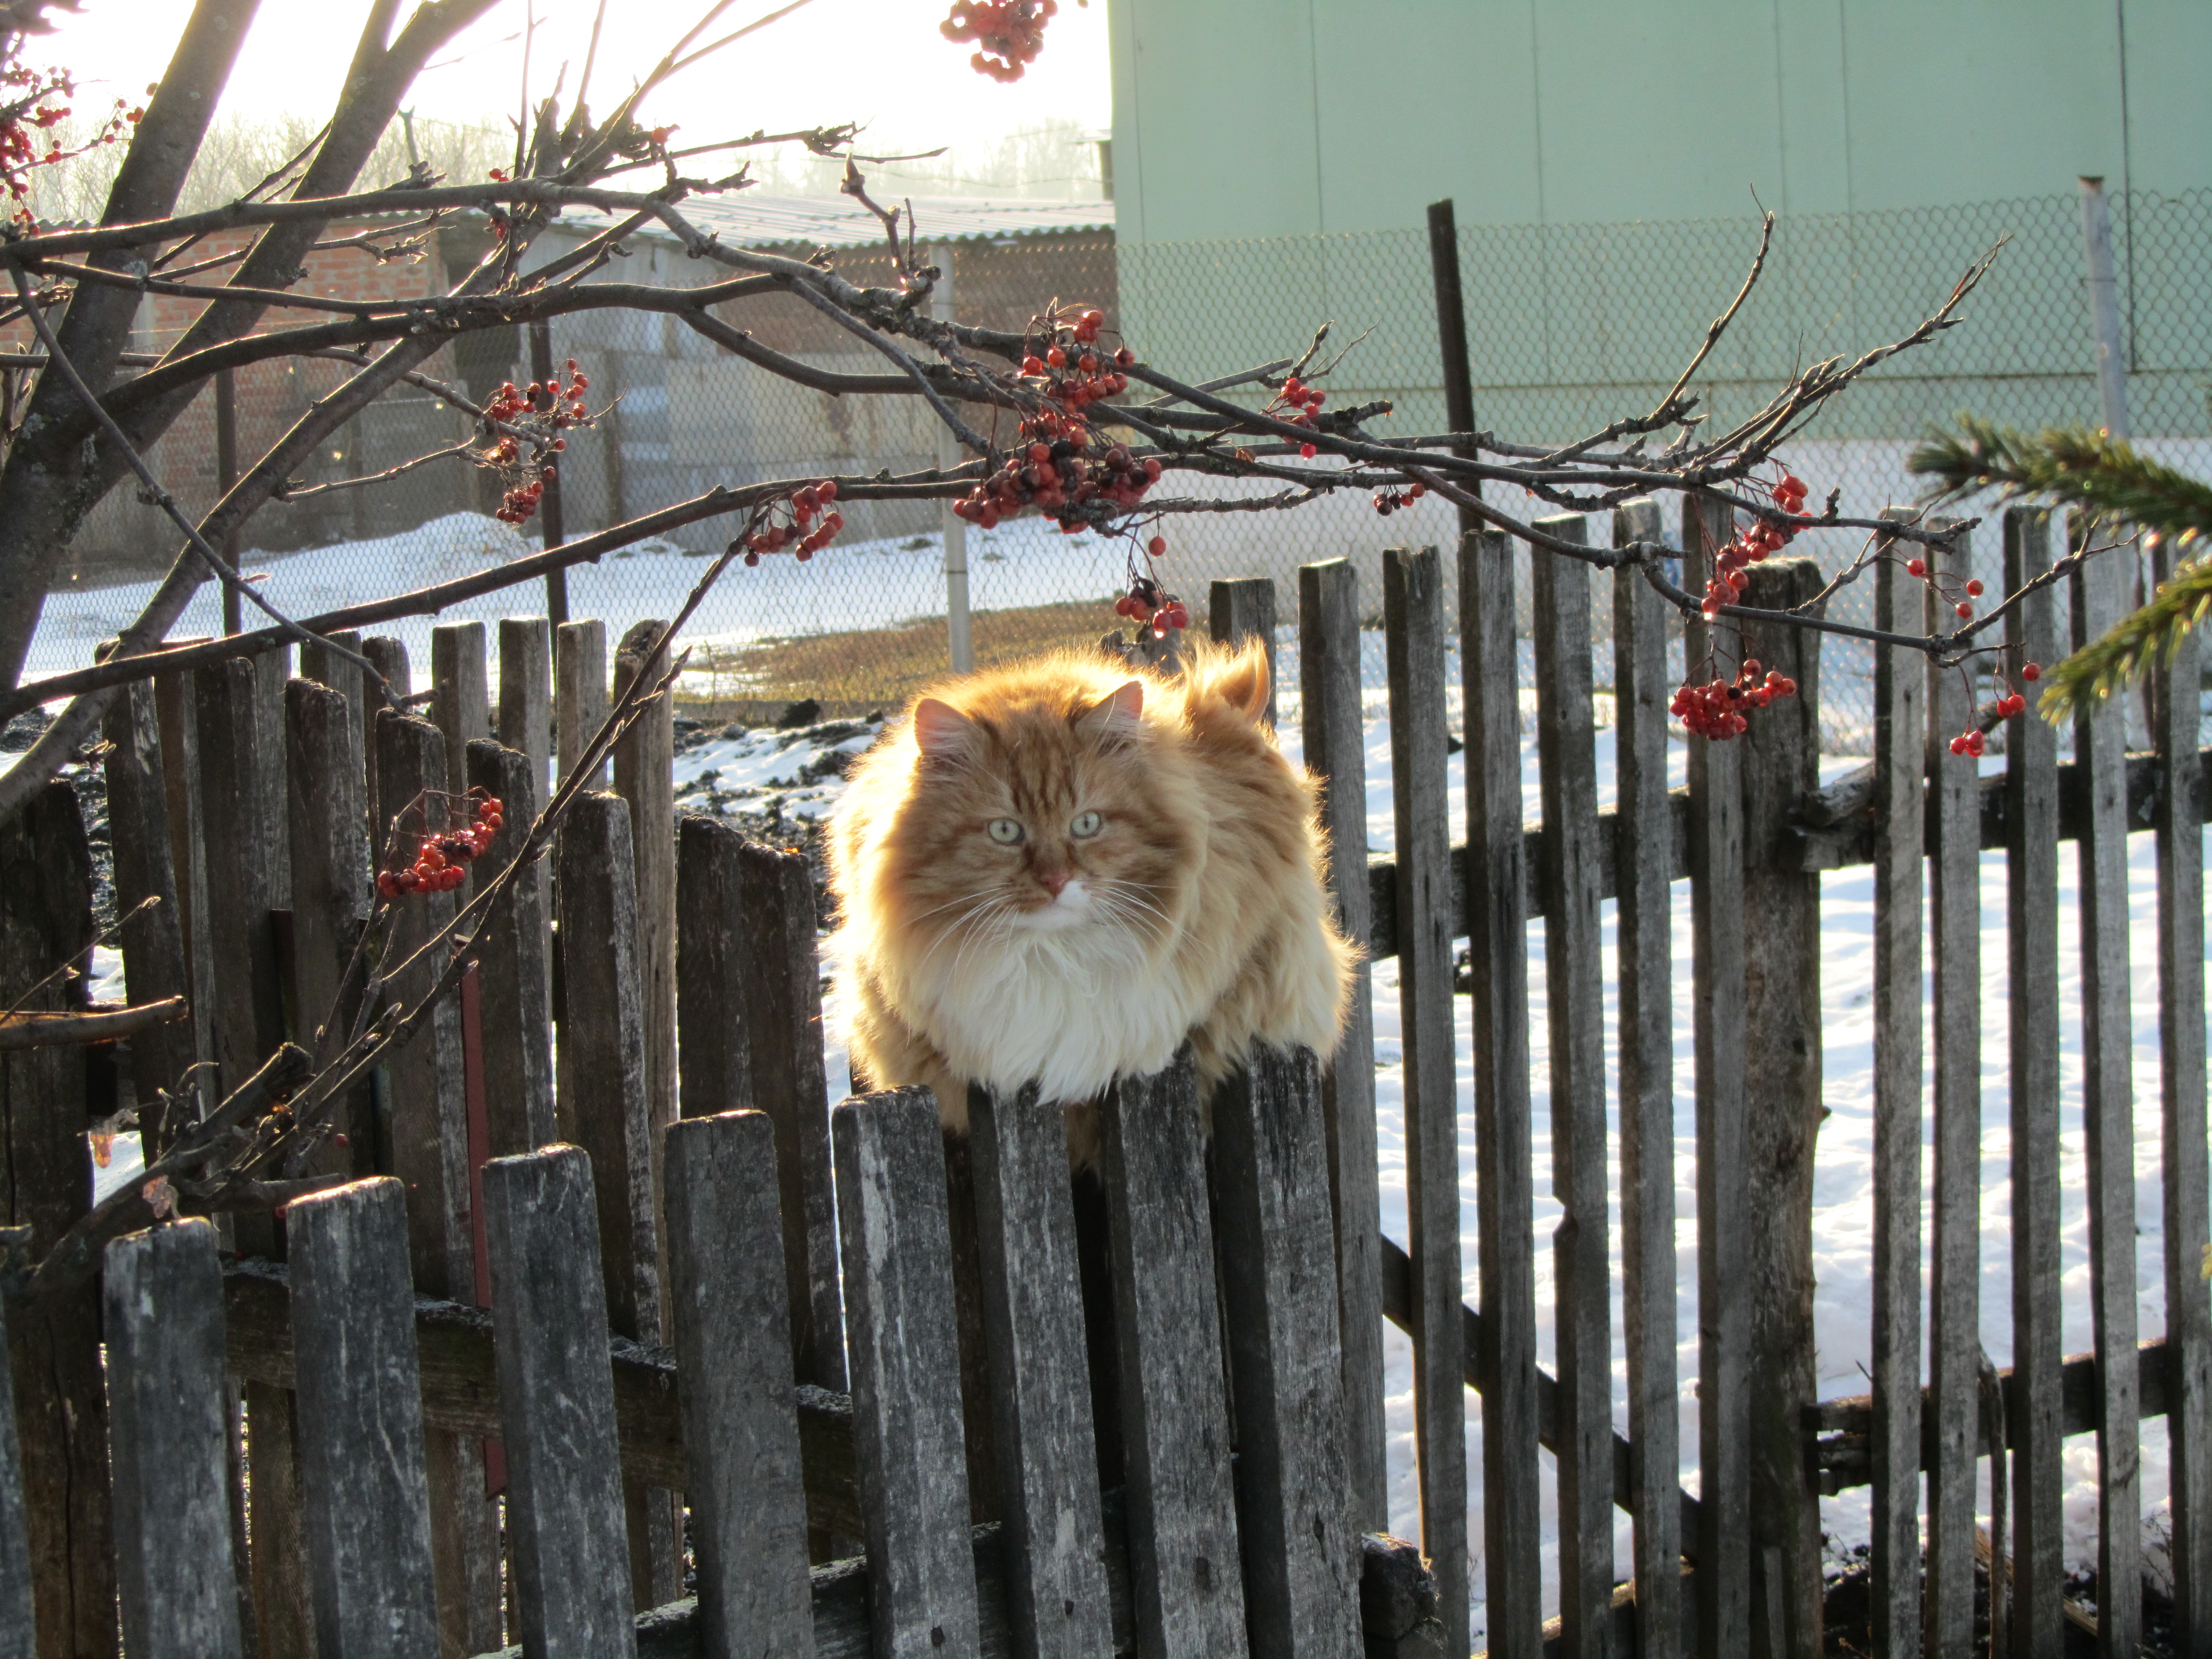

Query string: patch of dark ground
[4,707,116,932]
[1823,1546,2178,1655]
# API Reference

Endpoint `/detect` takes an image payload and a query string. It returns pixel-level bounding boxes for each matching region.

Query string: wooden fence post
[286,677,372,1165]
[613,622,677,1309]
[466,739,555,1156]
[0,782,113,1659]
[194,655,288,1094]
[372,708,503,1654]
[674,817,750,1124]
[1295,556,1386,1533]
[103,1220,242,1659]
[0,1267,33,1659]
[1211,1045,1363,1659]
[361,635,409,840]
[1208,575,1278,728]
[100,671,197,1103]
[1869,519,1927,1659]
[556,619,608,790]
[1684,496,1751,1655]
[482,1146,641,1659]
[431,622,490,804]
[253,644,294,911]
[1611,501,1681,1659]
[1529,517,1615,1659]
[498,616,555,974]
[1459,527,1538,1656]
[2071,513,2141,1659]
[2152,528,2212,1653]
[664,1112,817,1658]
[832,1088,981,1656]
[968,1079,1114,1654]
[1736,555,1826,1659]
[1097,1049,1247,1657]
[286,1178,440,1659]
[154,656,218,1113]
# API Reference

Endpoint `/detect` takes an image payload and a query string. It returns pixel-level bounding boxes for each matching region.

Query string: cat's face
[877,679,1199,954]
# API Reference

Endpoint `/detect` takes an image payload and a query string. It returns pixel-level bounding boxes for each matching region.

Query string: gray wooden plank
[286,1177,440,1659]
[253,642,296,913]
[1923,521,1981,1658]
[361,634,409,844]
[499,615,556,980]
[99,671,198,1101]
[553,793,664,1345]
[1210,1045,1364,1659]
[482,1145,642,1659]
[1460,525,1541,1656]
[286,676,372,1175]
[968,1080,1114,1656]
[1207,574,1278,728]
[1097,1048,1248,1658]
[467,738,557,1156]
[675,816,751,1123]
[2003,506,2065,1656]
[738,839,849,1392]
[2151,527,2212,1655]
[1608,501,1681,1659]
[556,618,609,789]
[1869,518,1927,1659]
[832,1087,982,1658]
[1683,496,1750,1655]
[664,1110,818,1659]
[2070,512,2142,1659]
[194,655,287,1095]
[432,620,491,803]
[1296,556,1387,1536]
[0,1254,34,1659]
[1383,541,1474,1659]
[1528,516,1614,1659]
[104,1220,244,1659]
[155,657,220,1117]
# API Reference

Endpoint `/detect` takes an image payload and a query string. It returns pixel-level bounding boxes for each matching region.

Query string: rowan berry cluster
[1901,554,1985,621]
[1373,482,1428,516]
[1947,661,2040,757]
[1699,473,1810,616]
[1016,308,1132,411]
[482,360,591,526]
[1271,375,1329,458]
[1,68,143,222]
[1114,573,1189,635]
[737,481,844,564]
[941,0,1057,81]
[1671,657,1797,740]
[376,795,505,899]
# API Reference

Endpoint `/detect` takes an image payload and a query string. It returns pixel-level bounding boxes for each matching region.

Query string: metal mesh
[61,189,2206,748]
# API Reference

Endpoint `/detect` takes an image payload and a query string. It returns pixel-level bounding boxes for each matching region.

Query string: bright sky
[28,0,1111,185]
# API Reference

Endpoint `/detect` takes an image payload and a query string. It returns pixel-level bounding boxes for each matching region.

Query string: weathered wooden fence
[1,496,2207,1658]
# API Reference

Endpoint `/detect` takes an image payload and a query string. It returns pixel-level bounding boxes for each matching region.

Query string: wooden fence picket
[286,676,372,1168]
[664,1111,818,1659]
[2002,506,2066,1658]
[482,1146,641,1659]
[286,1178,441,1659]
[466,738,556,1158]
[832,1087,981,1658]
[0,1271,30,1659]
[967,1079,1114,1655]
[1097,1048,1248,1658]
[98,668,197,1100]
[498,615,555,804]
[432,621,491,808]
[361,635,410,841]
[1869,523,1927,1659]
[1609,502,1681,1659]
[556,618,609,790]
[1528,516,1615,1658]
[2152,528,2212,1652]
[104,1220,242,1659]
[2072,511,2143,1659]
[614,623,678,1266]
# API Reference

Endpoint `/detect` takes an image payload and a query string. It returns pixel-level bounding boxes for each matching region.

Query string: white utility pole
[932,241,974,673]
[2077,176,2132,439]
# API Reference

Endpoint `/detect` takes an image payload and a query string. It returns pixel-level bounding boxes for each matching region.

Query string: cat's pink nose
[1037,869,1070,898]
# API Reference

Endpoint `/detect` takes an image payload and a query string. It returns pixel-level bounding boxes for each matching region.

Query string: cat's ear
[911,697,976,758]
[1213,648,1272,724]
[1075,679,1145,746]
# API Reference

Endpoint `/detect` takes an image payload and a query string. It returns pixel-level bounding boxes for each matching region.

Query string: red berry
[1906,559,1927,578]
[1956,602,1973,619]
[2022,662,2041,682]
[1147,535,1166,557]
[1046,346,1066,368]
[1300,442,1317,459]
[1965,579,1984,598]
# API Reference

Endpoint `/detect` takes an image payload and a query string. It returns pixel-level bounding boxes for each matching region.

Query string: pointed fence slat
[2152,526,2212,1654]
[2003,508,2066,1656]
[286,676,372,1167]
[1295,556,1387,1532]
[1382,541,1474,1658]
[1684,496,1751,1654]
[968,1079,1114,1656]
[1097,1048,1247,1658]
[556,619,609,790]
[1923,521,1982,1656]
[99,671,197,1100]
[483,1145,640,1659]
[2071,514,2142,1659]
[104,1220,243,1659]
[1211,1045,1363,1659]
[664,1111,817,1659]
[1528,516,1614,1658]
[432,621,490,805]
[833,1087,981,1658]
[286,1178,440,1659]
[468,738,556,1156]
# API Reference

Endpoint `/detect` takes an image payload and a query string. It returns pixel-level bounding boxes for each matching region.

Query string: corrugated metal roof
[562,192,1113,251]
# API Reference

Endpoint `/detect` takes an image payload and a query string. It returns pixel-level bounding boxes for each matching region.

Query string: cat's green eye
[1070,810,1103,838]
[987,818,1025,845]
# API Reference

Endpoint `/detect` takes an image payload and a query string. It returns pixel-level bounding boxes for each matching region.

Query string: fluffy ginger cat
[825,639,1355,1141]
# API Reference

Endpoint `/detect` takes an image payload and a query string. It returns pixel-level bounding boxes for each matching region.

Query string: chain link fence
[29,189,2209,750]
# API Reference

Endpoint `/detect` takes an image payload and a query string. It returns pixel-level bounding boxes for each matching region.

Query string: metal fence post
[933,240,974,674]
